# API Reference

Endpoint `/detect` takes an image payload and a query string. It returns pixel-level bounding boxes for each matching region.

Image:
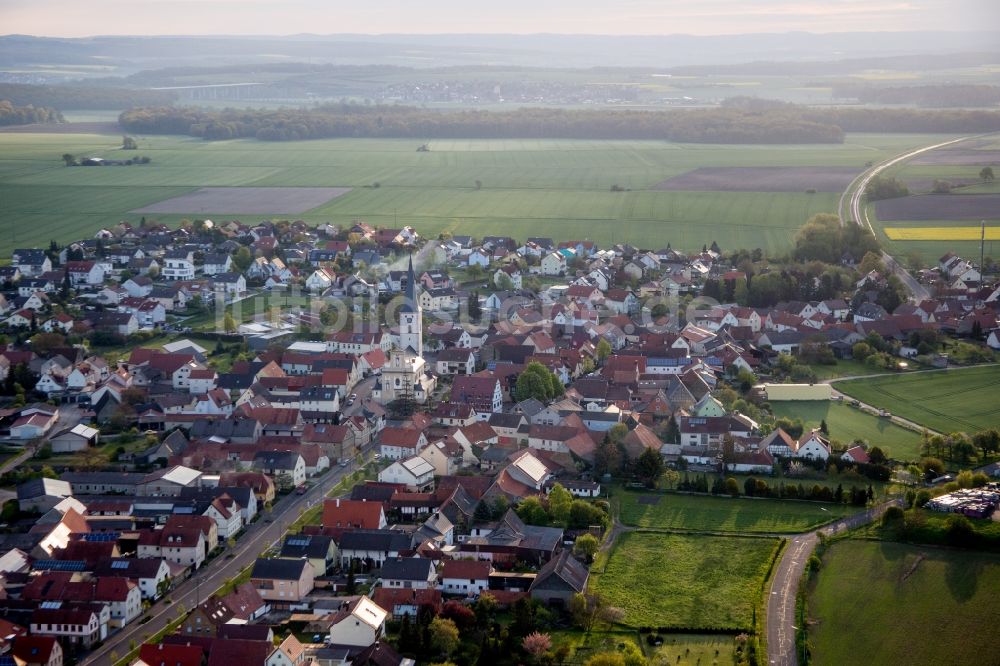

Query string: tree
[62,153,76,166]
[222,311,237,335]
[468,291,481,319]
[981,166,995,182]
[514,361,563,402]
[516,496,549,526]
[232,246,253,272]
[569,592,603,631]
[858,251,886,276]
[495,272,514,291]
[573,533,600,563]
[725,477,740,497]
[868,446,888,466]
[474,592,498,628]
[429,617,459,657]
[122,136,138,150]
[548,483,573,525]
[596,338,612,363]
[441,600,476,631]
[522,632,552,662]
[474,179,482,190]
[635,447,664,487]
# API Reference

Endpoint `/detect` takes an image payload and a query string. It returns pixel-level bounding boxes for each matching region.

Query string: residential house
[322,498,387,531]
[378,456,435,492]
[326,596,387,648]
[528,549,589,605]
[250,558,315,604]
[379,558,437,590]
[440,559,491,596]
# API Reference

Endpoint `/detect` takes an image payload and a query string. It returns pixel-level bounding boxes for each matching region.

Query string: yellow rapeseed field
[884,226,1000,240]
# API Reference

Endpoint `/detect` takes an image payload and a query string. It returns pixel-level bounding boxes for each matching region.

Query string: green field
[808,540,1000,666]
[834,366,1000,434]
[616,489,854,533]
[868,137,1000,263]
[770,400,924,460]
[592,532,779,629]
[0,131,962,258]
[550,630,739,665]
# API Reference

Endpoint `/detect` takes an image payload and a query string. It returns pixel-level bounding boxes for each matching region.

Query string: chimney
[335,498,340,508]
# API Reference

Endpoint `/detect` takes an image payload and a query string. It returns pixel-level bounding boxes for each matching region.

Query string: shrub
[882,505,904,524]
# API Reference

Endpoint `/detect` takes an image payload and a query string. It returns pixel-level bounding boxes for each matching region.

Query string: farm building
[761,383,832,401]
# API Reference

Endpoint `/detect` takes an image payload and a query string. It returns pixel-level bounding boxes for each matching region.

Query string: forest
[0,100,63,126]
[118,102,1000,143]
[832,84,1000,108]
[118,103,846,143]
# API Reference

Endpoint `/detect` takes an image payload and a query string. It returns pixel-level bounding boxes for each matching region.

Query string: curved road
[766,500,903,666]
[838,135,973,303]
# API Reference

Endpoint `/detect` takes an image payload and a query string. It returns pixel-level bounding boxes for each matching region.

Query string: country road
[766,499,904,666]
[838,135,973,303]
[822,363,1000,436]
[79,460,362,665]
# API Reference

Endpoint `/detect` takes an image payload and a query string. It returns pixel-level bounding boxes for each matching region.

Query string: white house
[440,559,491,596]
[162,249,196,281]
[327,596,387,648]
[378,455,435,492]
[795,430,832,461]
[541,252,567,276]
[306,268,337,292]
[379,427,428,460]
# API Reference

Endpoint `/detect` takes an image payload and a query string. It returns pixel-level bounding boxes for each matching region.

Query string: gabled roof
[250,557,309,581]
[530,549,589,594]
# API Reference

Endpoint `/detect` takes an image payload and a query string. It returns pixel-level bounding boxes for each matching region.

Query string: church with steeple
[372,254,436,406]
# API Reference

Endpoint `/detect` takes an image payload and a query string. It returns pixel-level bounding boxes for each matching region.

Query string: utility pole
[980,219,986,295]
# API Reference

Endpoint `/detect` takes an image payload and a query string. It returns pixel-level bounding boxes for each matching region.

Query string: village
[0,217,998,666]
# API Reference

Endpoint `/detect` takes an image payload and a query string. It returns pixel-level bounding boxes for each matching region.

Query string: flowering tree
[523,632,552,661]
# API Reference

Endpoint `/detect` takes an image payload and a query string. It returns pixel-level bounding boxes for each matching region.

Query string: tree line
[833,84,1000,108]
[0,100,63,126]
[119,103,846,143]
[0,83,176,111]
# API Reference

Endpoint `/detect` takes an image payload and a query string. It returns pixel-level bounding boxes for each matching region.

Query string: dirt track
[652,166,860,192]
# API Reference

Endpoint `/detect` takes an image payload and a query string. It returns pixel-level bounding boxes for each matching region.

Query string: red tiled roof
[441,559,491,580]
[140,642,205,666]
[322,498,383,530]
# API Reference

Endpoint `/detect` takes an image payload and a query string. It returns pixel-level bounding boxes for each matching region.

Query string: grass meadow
[591,532,779,630]
[833,366,1000,434]
[615,489,854,533]
[0,131,961,258]
[808,540,1000,666]
[769,400,924,461]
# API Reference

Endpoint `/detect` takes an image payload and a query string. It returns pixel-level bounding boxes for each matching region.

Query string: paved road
[79,462,359,665]
[0,446,32,476]
[340,375,377,419]
[839,136,972,303]
[766,500,903,666]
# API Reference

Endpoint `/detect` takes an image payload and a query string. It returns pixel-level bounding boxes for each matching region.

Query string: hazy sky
[3,0,998,37]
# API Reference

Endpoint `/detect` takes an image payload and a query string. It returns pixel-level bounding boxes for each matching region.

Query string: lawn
[0,131,961,258]
[549,630,739,665]
[808,539,1000,666]
[592,532,780,630]
[769,400,924,461]
[805,358,901,380]
[616,489,855,533]
[834,366,1000,434]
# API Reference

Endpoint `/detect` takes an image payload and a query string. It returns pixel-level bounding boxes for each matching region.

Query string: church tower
[399,254,423,355]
